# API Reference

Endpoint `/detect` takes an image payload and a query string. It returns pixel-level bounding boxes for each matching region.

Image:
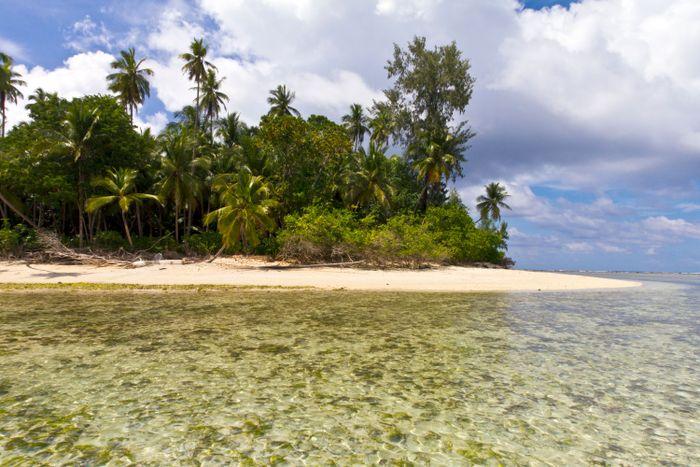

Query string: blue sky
[1,0,699,272]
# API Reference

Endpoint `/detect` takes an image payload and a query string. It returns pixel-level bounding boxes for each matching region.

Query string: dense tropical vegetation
[0,37,512,266]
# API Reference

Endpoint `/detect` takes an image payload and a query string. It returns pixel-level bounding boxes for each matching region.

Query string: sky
[1,0,699,272]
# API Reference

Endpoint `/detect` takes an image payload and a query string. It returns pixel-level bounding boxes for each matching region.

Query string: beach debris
[29,229,134,268]
[154,253,163,264]
[132,258,147,268]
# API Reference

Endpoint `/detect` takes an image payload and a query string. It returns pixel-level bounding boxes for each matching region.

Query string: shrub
[276,204,506,266]
[130,235,179,254]
[0,220,39,256]
[93,230,128,250]
[277,206,367,262]
[185,231,224,256]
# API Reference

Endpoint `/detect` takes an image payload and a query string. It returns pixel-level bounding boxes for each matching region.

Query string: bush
[0,220,39,256]
[130,235,179,254]
[185,231,224,256]
[93,230,128,250]
[277,206,367,263]
[276,204,506,266]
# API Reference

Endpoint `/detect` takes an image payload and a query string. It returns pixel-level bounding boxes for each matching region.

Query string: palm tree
[0,54,26,137]
[171,105,199,130]
[342,104,369,151]
[54,101,101,245]
[205,167,277,256]
[86,168,161,246]
[157,128,208,242]
[180,38,216,133]
[199,69,228,143]
[369,103,395,147]
[217,112,247,148]
[476,182,511,224]
[267,85,300,117]
[344,142,394,211]
[106,48,153,124]
[411,131,461,212]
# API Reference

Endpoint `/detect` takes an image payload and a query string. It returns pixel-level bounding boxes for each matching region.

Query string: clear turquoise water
[0,274,698,464]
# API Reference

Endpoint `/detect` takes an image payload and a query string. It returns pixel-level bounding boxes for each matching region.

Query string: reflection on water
[0,278,698,464]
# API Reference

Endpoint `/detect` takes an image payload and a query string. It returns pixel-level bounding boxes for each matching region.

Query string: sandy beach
[0,259,640,292]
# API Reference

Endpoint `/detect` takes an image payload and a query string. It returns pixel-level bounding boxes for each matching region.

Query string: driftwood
[31,229,134,268]
[254,260,365,270]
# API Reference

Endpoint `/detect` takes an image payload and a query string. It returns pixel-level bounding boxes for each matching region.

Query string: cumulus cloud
[6,51,114,128]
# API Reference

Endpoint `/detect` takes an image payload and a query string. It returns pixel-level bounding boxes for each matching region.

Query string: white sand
[0,259,640,292]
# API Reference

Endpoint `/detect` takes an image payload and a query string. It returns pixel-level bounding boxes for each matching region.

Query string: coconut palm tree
[199,69,228,143]
[157,128,208,242]
[171,105,200,130]
[0,54,26,137]
[205,167,277,255]
[344,142,394,211]
[180,38,216,132]
[54,101,101,245]
[342,103,369,151]
[217,112,248,148]
[267,85,300,117]
[476,182,511,224]
[410,131,461,212]
[86,168,161,246]
[106,47,153,124]
[369,103,395,147]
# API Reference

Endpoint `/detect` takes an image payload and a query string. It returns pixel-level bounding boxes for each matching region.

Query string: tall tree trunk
[195,82,200,132]
[77,161,85,247]
[174,203,180,243]
[130,105,134,126]
[417,174,430,213]
[0,190,36,228]
[1,94,6,138]
[135,203,143,237]
[121,210,133,246]
[0,200,7,219]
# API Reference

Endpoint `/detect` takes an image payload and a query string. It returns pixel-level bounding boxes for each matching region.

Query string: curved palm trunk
[121,210,133,246]
[0,189,37,228]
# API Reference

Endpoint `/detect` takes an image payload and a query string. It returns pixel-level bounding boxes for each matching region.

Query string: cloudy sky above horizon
[1,0,699,271]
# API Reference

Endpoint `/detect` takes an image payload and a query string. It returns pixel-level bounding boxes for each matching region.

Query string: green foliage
[0,40,510,266]
[93,230,128,250]
[277,203,505,266]
[185,231,223,255]
[0,220,38,256]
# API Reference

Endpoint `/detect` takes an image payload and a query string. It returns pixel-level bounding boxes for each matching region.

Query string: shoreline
[0,259,641,292]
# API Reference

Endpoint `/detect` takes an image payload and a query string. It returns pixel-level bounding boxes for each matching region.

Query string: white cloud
[375,0,444,19]
[64,15,113,52]
[6,51,114,129]
[0,37,28,61]
[147,6,205,54]
[641,216,700,239]
[677,203,700,213]
[135,111,169,134]
[497,0,700,149]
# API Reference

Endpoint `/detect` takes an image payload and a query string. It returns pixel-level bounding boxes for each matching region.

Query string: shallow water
[1,274,698,464]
